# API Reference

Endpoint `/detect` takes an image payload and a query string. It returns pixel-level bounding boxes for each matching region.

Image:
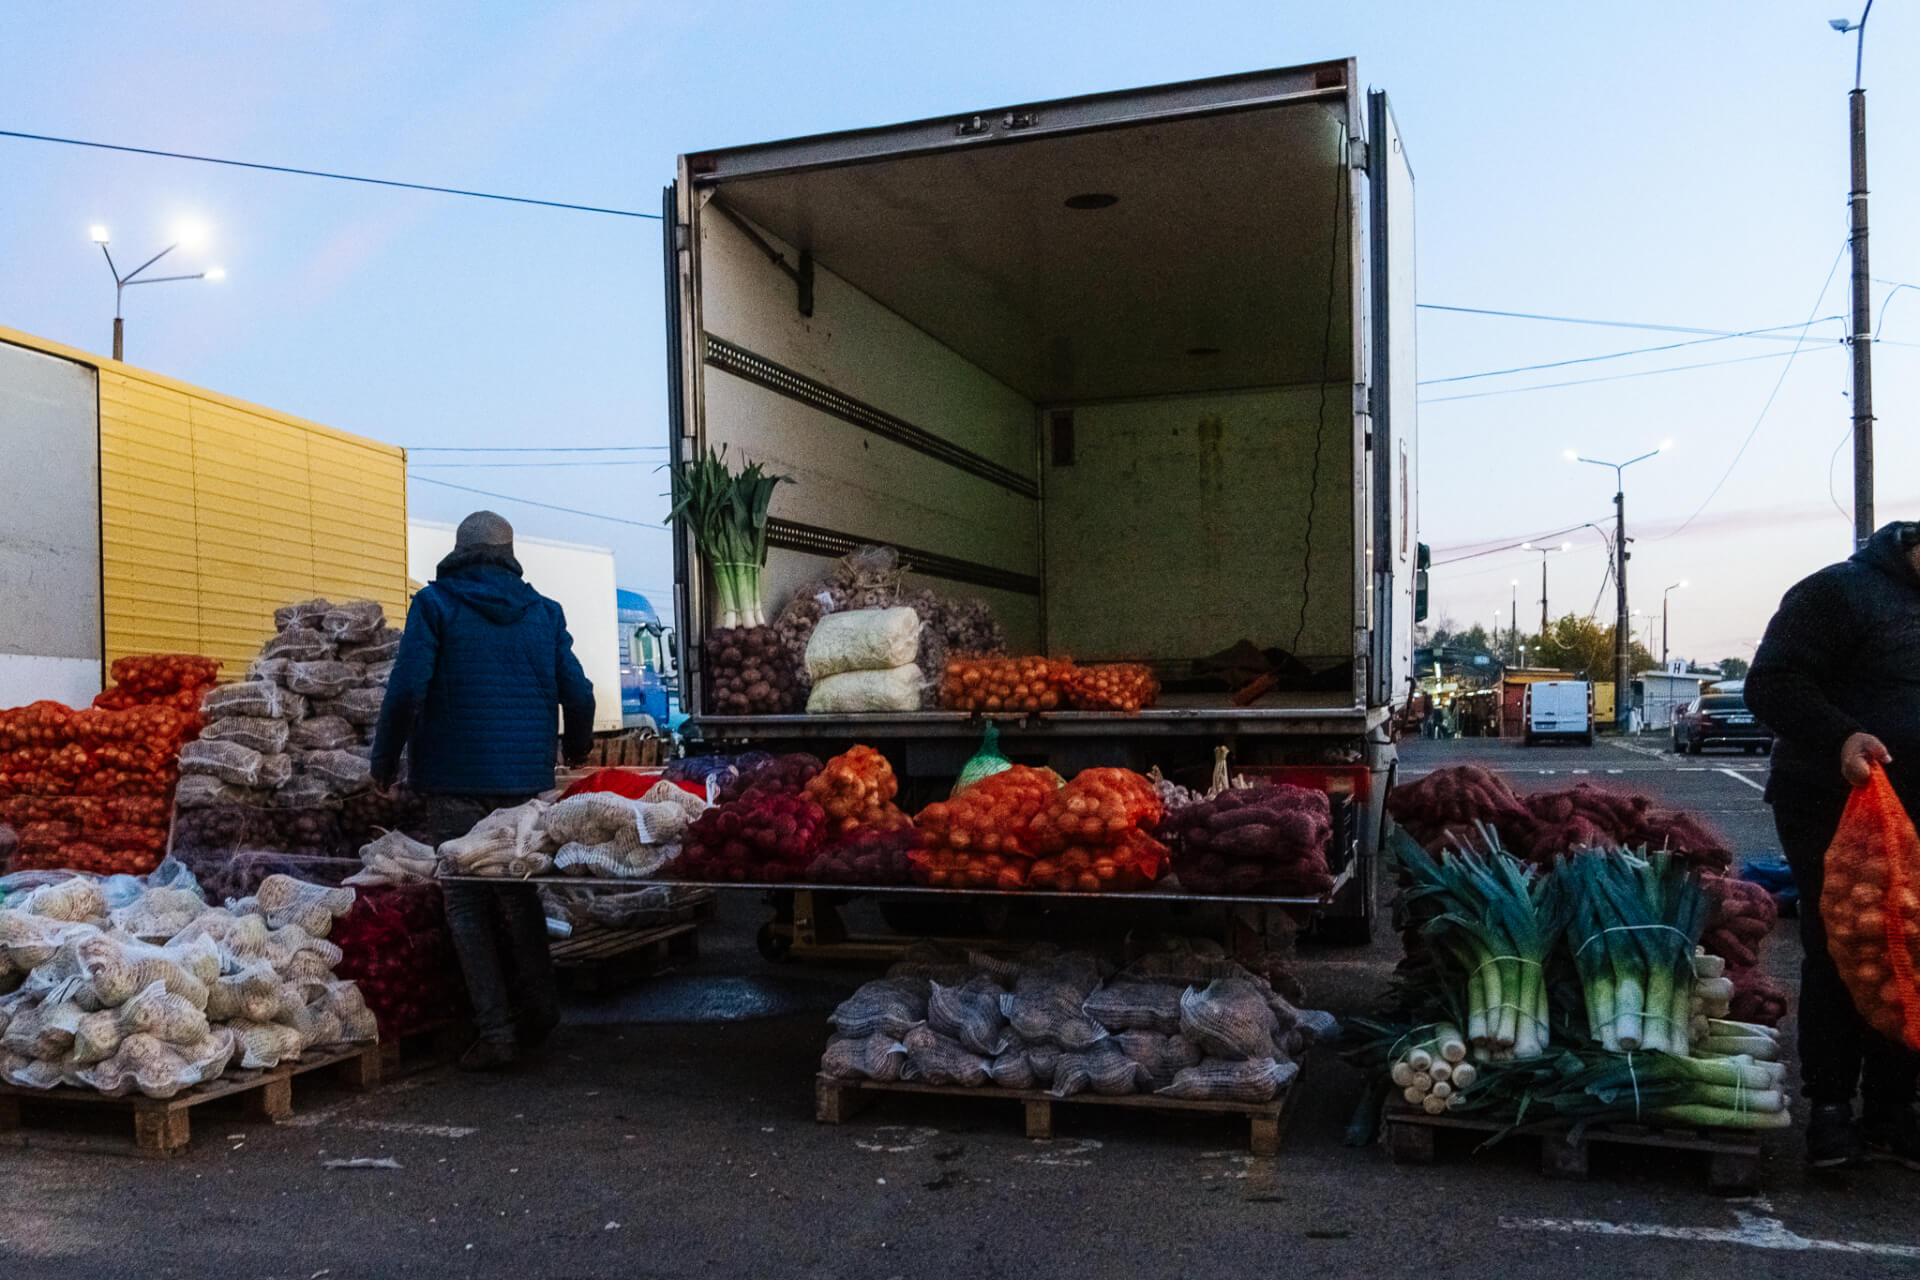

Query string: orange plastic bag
[1821,764,1920,1051]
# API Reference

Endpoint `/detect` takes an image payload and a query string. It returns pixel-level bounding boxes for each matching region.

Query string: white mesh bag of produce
[805,666,922,713]
[321,980,379,1042]
[820,1031,909,1082]
[1,997,86,1059]
[803,607,923,681]
[109,888,209,942]
[543,792,651,852]
[284,660,365,699]
[331,687,387,727]
[177,775,270,809]
[340,627,402,664]
[1017,951,1105,999]
[199,715,292,754]
[114,980,211,1046]
[203,681,308,722]
[1050,1040,1149,1098]
[551,843,673,879]
[1084,983,1184,1035]
[2,1049,76,1090]
[14,878,109,925]
[274,598,333,631]
[228,1019,305,1068]
[262,630,336,663]
[1002,981,1108,1051]
[274,775,333,808]
[1115,1031,1202,1086]
[321,600,385,643]
[828,977,927,1040]
[988,1042,1042,1090]
[1157,1057,1299,1104]
[66,932,216,1009]
[900,1024,990,1087]
[289,715,359,750]
[247,656,290,686]
[179,740,269,787]
[80,1028,236,1098]
[927,976,1010,1056]
[361,660,396,686]
[345,829,438,887]
[299,749,373,796]
[438,801,551,877]
[0,912,95,974]
[259,924,343,975]
[205,962,284,1023]
[243,875,356,937]
[69,1008,124,1066]
[1179,980,1282,1061]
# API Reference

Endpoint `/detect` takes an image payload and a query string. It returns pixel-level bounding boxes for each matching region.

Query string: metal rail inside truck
[662,59,1422,942]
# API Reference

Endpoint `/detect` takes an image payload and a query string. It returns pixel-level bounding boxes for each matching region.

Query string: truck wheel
[1522,733,1536,747]
[755,921,793,963]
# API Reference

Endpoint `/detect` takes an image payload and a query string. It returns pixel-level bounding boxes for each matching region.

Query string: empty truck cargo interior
[668,61,1417,726]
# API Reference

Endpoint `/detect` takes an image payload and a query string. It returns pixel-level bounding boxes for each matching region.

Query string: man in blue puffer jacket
[371,511,596,1069]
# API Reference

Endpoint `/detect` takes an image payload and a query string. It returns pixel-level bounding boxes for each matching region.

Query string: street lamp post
[1831,4,1875,548]
[1509,580,1520,664]
[1568,441,1671,734]
[1662,580,1688,668]
[91,224,224,361]
[1521,540,1573,636]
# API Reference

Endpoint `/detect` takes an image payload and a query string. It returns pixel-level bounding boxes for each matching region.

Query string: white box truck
[663,60,1420,939]
[1523,681,1595,747]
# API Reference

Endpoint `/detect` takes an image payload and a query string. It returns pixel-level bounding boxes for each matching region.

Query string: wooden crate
[551,919,704,992]
[816,1074,1293,1156]
[0,1042,380,1158]
[1381,1105,1764,1192]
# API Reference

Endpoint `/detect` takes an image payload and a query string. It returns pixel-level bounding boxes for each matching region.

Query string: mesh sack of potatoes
[927,976,1011,1056]
[1084,982,1184,1035]
[900,1023,991,1087]
[1178,979,1282,1061]
[819,1031,910,1082]
[1049,1040,1150,1098]
[1156,1056,1299,1104]
[1002,980,1108,1051]
[1114,1030,1203,1087]
[828,976,928,1040]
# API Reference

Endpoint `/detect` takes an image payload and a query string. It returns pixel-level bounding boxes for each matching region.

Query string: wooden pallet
[551,919,703,992]
[0,1042,380,1158]
[1381,1106,1764,1192]
[816,1073,1294,1156]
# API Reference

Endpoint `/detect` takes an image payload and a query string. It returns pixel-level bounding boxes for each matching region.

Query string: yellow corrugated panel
[0,326,408,678]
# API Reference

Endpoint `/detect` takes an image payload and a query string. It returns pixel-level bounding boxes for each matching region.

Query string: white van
[1523,681,1594,746]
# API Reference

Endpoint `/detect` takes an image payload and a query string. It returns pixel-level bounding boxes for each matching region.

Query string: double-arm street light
[1567,441,1671,733]
[92,223,225,361]
[1520,540,1573,635]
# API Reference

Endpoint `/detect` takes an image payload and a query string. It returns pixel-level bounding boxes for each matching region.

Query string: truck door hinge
[1349,137,1370,170]
[1352,383,1369,416]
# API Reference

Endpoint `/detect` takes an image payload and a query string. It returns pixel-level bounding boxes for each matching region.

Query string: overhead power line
[411,460,662,470]
[1417,317,1844,386]
[1418,348,1836,404]
[0,128,659,219]
[1419,302,1847,338]
[410,475,667,528]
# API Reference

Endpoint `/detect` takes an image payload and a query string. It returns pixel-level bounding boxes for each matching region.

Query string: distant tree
[1717,656,1750,680]
[1519,614,1653,682]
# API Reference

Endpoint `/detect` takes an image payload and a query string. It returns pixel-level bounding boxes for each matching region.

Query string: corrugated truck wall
[0,327,408,680]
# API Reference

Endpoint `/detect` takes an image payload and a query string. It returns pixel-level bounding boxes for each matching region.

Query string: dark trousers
[420,792,560,1049]
[1775,792,1920,1109]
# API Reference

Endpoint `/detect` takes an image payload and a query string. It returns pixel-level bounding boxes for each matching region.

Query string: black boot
[1862,1104,1920,1171]
[1807,1102,1868,1169]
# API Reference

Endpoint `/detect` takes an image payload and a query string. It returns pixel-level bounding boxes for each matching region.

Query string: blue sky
[2,1,1914,663]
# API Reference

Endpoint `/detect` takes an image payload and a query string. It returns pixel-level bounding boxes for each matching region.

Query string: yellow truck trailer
[0,326,407,703]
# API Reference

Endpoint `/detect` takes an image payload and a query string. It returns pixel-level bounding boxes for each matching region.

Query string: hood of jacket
[1850,521,1920,593]
[432,554,539,625]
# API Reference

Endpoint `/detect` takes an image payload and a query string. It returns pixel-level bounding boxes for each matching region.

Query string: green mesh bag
[952,724,1013,796]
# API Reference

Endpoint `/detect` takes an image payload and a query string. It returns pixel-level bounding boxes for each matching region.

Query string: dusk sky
[3,1,1913,665]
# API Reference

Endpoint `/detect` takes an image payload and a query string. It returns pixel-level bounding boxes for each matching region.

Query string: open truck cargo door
[1367,88,1418,710]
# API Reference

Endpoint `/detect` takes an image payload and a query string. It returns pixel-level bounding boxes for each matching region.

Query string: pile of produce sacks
[0,654,215,876]
[804,608,924,713]
[0,868,375,1098]
[1160,783,1335,896]
[183,598,400,810]
[772,545,1006,709]
[821,940,1332,1105]
[434,775,711,880]
[1387,766,1732,873]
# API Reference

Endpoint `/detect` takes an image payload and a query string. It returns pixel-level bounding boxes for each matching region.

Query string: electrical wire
[1430,520,1614,567]
[1290,135,1345,656]
[1417,317,1844,386]
[411,459,662,469]
[1651,240,1849,542]
[1419,347,1838,405]
[0,128,658,219]
[405,445,667,452]
[1419,302,1845,339]
[409,475,667,528]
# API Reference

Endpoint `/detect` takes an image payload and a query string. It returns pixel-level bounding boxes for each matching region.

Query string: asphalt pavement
[4,737,1918,1280]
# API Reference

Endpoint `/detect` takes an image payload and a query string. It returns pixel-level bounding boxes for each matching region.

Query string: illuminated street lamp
[92,222,225,361]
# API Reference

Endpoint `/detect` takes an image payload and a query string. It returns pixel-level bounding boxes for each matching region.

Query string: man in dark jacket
[371,511,596,1069]
[1747,520,1920,1169]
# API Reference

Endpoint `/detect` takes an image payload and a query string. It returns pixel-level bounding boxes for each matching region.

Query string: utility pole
[1846,4,1875,548]
[1571,444,1667,734]
[1510,580,1519,665]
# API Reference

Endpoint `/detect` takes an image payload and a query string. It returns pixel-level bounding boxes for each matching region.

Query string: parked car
[1671,693,1773,754]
